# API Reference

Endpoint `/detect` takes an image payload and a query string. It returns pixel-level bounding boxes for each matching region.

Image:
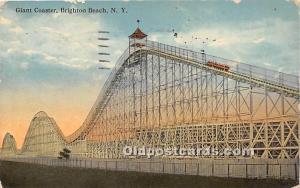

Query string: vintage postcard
[0,0,299,187]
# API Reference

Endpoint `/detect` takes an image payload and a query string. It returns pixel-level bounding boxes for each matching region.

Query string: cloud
[150,18,298,75]
[0,0,6,8]
[172,27,249,48]
[0,16,11,25]
[231,0,241,4]
[253,37,265,44]
[263,62,272,67]
[40,26,71,38]
[22,49,37,55]
[6,48,16,54]
[53,12,62,19]
[10,26,23,33]
[287,0,300,7]
[43,53,57,61]
[65,0,86,4]
[149,35,158,41]
[0,14,109,70]
[293,0,300,7]
[20,62,29,70]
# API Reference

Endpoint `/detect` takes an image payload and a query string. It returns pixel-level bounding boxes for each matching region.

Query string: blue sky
[0,0,299,146]
[0,0,299,90]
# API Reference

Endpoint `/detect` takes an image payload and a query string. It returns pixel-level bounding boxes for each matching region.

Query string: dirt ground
[0,160,297,188]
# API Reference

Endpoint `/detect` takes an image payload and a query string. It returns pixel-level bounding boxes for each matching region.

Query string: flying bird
[98,38,109,40]
[99,60,110,63]
[98,66,110,70]
[98,31,109,34]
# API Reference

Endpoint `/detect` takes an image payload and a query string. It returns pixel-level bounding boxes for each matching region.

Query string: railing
[146,41,299,90]
[65,48,130,142]
[65,40,299,143]
[0,157,298,180]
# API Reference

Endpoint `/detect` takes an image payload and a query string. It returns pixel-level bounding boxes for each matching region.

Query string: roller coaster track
[65,40,299,144]
[147,49,299,98]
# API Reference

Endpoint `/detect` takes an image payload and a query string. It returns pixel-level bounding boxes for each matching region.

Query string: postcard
[0,0,299,187]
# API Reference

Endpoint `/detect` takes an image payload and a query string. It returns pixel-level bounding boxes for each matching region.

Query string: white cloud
[293,0,300,7]
[1,15,106,69]
[147,18,298,75]
[286,0,300,7]
[70,57,80,62]
[20,62,29,70]
[149,35,158,41]
[22,49,37,55]
[43,53,57,61]
[172,28,246,48]
[10,26,23,33]
[6,48,16,54]
[40,27,71,38]
[65,0,86,4]
[231,0,241,4]
[53,12,62,19]
[0,16,11,25]
[0,0,6,9]
[168,18,297,54]
[253,37,265,44]
[263,62,272,67]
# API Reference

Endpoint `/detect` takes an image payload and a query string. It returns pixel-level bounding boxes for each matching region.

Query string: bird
[98,66,110,70]
[174,32,178,38]
[98,31,109,34]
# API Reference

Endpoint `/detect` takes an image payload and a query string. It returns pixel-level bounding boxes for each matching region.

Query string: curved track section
[65,48,130,143]
[20,111,66,157]
[1,133,17,156]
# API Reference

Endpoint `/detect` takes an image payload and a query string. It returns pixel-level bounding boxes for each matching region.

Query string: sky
[0,0,299,148]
